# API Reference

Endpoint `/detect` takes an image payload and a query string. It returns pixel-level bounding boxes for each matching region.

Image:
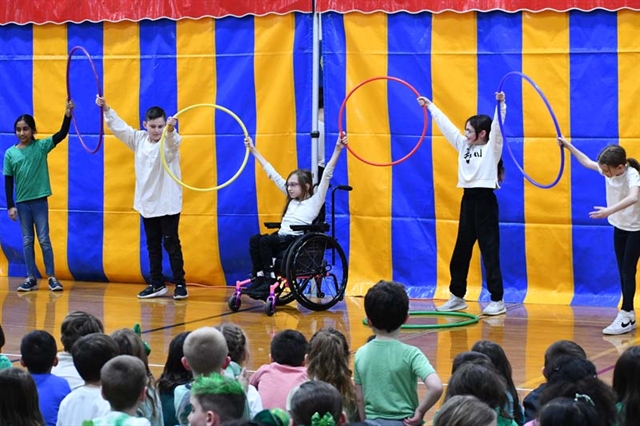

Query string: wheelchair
[228,185,352,316]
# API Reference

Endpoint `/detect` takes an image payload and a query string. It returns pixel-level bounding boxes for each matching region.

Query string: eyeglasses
[286,182,300,188]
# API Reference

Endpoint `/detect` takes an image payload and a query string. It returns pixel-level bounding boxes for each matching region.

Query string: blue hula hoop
[497,71,565,189]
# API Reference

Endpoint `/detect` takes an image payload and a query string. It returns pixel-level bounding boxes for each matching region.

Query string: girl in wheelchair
[242,133,348,300]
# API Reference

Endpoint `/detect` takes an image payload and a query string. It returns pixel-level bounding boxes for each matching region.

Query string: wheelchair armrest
[264,222,282,229]
[290,223,330,233]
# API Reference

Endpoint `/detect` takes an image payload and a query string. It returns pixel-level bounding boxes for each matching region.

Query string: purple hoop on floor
[66,45,104,154]
[497,71,565,189]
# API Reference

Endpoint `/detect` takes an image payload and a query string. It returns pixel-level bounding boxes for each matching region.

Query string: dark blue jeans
[16,197,54,277]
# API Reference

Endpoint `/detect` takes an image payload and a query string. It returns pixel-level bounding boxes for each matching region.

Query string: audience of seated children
[522,340,586,422]
[56,333,120,426]
[289,380,346,426]
[250,329,308,410]
[217,323,263,417]
[355,280,443,425]
[85,355,151,426]
[111,328,163,426]
[20,330,71,426]
[51,311,105,390]
[434,395,497,426]
[188,373,247,426]
[175,327,231,426]
[0,367,45,426]
[158,331,192,426]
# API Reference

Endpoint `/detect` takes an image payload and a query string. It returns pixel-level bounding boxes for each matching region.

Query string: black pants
[249,232,297,275]
[142,213,186,286]
[613,227,640,312]
[449,188,504,301]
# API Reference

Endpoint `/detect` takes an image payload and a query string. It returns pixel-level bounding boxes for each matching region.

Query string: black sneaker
[243,276,274,301]
[173,285,188,300]
[17,278,38,292]
[48,277,63,291]
[137,284,168,299]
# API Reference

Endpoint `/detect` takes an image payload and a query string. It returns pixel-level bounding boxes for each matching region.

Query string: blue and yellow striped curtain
[323,10,640,306]
[0,14,313,286]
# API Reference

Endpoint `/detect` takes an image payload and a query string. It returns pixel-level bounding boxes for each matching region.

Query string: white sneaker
[436,294,467,312]
[482,300,506,316]
[603,310,636,335]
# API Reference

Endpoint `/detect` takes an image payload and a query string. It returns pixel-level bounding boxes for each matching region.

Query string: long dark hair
[597,145,640,172]
[14,114,37,139]
[0,368,45,426]
[158,331,192,394]
[466,114,505,182]
[613,345,640,426]
[472,340,523,425]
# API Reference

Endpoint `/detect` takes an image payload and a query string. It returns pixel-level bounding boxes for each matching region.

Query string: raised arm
[163,116,182,153]
[95,95,140,150]
[418,96,466,152]
[51,100,75,146]
[558,137,599,171]
[489,92,506,156]
[244,136,287,195]
[313,133,348,202]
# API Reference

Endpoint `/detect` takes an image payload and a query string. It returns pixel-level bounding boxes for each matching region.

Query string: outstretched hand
[244,136,255,150]
[590,206,611,219]
[166,116,177,132]
[417,96,431,107]
[495,91,505,102]
[557,136,570,148]
[336,132,348,149]
[95,95,111,111]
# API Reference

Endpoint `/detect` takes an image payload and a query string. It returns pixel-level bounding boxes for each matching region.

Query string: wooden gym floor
[1,278,637,424]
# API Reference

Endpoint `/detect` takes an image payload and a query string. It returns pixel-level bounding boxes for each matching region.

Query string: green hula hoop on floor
[160,103,250,192]
[362,311,479,330]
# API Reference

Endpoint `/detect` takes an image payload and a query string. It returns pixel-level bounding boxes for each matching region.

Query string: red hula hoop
[338,76,428,167]
[66,46,104,154]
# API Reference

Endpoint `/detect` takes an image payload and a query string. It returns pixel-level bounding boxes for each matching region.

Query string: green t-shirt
[3,137,55,204]
[354,339,436,420]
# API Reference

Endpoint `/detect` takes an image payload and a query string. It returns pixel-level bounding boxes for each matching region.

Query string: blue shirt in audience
[32,372,72,426]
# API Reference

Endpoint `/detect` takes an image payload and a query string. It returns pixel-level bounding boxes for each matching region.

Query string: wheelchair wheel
[228,293,241,312]
[285,233,348,311]
[265,297,276,316]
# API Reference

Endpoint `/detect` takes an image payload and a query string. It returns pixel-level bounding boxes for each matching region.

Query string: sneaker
[436,294,468,312]
[48,277,63,291]
[173,285,188,300]
[137,283,168,299]
[243,276,273,301]
[482,300,507,316]
[603,310,636,335]
[17,278,38,292]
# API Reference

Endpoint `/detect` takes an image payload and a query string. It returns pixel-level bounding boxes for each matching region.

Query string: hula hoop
[362,311,479,330]
[338,76,428,167]
[160,103,250,192]
[497,71,565,189]
[66,46,104,154]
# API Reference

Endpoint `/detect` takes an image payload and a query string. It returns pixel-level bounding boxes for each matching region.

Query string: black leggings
[449,188,504,301]
[613,227,640,312]
[249,232,297,275]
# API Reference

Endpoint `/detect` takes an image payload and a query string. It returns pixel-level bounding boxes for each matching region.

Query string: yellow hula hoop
[160,103,250,192]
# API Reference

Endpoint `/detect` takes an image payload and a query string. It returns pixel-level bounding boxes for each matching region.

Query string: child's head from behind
[543,340,586,379]
[111,328,150,371]
[144,106,167,143]
[183,327,229,377]
[72,333,120,383]
[307,329,354,406]
[158,331,192,394]
[471,341,513,383]
[446,362,507,416]
[538,396,600,426]
[364,280,408,333]
[597,145,628,177]
[216,323,249,365]
[0,367,45,426]
[14,114,37,142]
[451,351,493,374]
[101,355,148,413]
[188,373,247,426]
[289,380,345,426]
[434,395,497,426]
[270,329,308,367]
[285,170,313,201]
[60,310,104,353]
[20,330,57,374]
